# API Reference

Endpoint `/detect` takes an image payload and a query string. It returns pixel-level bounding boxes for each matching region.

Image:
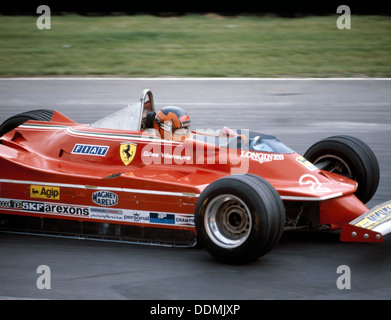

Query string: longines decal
[240,151,284,164]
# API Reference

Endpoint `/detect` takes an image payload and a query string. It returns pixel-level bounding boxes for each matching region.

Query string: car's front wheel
[304,135,380,204]
[195,174,285,264]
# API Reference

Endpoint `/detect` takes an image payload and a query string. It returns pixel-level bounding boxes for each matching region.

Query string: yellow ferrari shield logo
[120,142,137,166]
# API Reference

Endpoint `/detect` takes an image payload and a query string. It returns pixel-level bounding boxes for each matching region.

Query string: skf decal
[30,185,60,200]
[72,144,109,156]
[92,191,118,207]
[120,142,137,166]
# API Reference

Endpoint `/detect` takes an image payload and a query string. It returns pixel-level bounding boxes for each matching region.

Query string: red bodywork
[0,103,387,246]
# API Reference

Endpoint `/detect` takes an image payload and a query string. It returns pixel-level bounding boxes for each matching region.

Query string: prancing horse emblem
[120,142,137,166]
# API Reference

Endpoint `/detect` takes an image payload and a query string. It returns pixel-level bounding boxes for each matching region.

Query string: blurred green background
[0,14,390,77]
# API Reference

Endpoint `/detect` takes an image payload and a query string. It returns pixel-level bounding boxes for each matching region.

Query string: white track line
[0,77,390,81]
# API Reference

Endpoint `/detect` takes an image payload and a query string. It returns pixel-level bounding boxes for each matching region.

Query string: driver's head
[154,106,191,142]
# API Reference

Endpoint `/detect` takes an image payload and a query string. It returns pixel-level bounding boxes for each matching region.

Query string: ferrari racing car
[0,89,390,264]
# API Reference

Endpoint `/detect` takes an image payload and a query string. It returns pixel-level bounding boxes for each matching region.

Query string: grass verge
[0,14,390,77]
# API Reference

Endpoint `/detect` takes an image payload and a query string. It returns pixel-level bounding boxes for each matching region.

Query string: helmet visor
[174,126,191,136]
[172,126,191,142]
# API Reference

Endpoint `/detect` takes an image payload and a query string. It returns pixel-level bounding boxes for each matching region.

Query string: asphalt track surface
[0,78,390,300]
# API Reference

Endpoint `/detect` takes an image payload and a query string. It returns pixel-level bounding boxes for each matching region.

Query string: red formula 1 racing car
[1,89,390,264]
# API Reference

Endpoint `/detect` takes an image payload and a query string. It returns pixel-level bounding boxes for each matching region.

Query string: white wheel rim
[204,194,252,249]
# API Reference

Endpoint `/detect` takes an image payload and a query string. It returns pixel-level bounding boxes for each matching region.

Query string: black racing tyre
[195,174,285,264]
[0,109,54,137]
[303,135,379,204]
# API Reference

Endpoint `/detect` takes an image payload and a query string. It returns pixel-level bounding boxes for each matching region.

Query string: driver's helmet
[154,106,191,142]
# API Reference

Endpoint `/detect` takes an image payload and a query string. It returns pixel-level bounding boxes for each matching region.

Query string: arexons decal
[92,191,118,206]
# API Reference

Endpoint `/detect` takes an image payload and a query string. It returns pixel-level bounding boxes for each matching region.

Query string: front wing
[340,200,391,243]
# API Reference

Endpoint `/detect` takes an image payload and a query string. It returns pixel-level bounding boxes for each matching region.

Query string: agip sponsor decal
[30,185,60,200]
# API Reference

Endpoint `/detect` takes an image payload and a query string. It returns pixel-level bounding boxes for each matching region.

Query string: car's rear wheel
[195,174,285,264]
[0,109,54,137]
[304,135,380,204]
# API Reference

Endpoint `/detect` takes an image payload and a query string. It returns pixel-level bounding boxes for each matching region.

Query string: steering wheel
[228,133,249,149]
[249,136,261,150]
